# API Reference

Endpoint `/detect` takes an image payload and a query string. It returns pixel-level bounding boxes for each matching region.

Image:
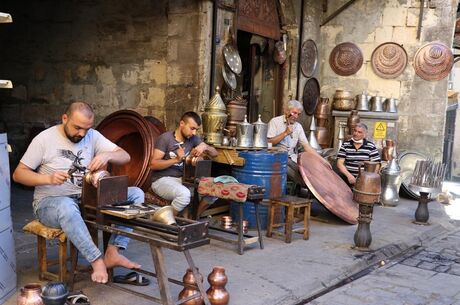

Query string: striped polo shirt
[337,139,381,177]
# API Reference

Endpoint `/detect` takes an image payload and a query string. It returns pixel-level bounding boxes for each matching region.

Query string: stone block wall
[318,0,458,159]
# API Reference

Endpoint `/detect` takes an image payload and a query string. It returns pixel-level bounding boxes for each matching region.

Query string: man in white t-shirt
[267,99,330,188]
[13,101,144,284]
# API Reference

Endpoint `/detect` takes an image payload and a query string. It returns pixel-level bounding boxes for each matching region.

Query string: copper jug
[315,126,330,149]
[353,161,381,205]
[314,97,330,127]
[347,110,360,134]
[225,97,247,135]
[178,268,204,305]
[206,266,229,305]
[381,139,395,161]
[17,284,44,305]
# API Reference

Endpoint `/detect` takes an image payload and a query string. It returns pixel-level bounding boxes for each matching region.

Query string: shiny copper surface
[298,150,358,224]
[300,39,318,78]
[413,42,454,81]
[96,110,164,190]
[314,97,330,121]
[329,42,363,76]
[371,42,408,79]
[302,77,320,115]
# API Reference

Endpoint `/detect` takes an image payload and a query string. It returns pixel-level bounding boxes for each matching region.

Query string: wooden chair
[23,220,78,287]
[267,195,311,243]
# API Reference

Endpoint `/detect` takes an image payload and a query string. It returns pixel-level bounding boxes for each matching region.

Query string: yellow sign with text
[373,121,387,139]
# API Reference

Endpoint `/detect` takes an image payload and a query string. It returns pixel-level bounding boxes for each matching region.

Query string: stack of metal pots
[202,87,228,145]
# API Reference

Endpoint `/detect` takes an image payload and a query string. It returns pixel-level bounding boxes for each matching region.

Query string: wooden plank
[213,148,245,166]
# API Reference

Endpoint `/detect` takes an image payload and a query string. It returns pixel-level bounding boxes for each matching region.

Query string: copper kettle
[353,161,381,205]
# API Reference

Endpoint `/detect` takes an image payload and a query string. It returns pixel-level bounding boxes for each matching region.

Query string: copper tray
[329,42,363,76]
[300,39,318,78]
[413,42,454,81]
[371,42,408,79]
[298,150,358,224]
[302,77,320,116]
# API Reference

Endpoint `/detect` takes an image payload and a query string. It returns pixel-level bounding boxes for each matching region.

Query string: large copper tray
[371,42,408,79]
[298,151,358,224]
[302,77,320,116]
[413,42,453,81]
[300,39,318,78]
[329,42,363,76]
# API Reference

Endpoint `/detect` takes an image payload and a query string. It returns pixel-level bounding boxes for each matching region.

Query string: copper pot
[17,284,44,305]
[333,90,356,111]
[315,127,330,149]
[178,268,204,305]
[347,110,360,133]
[353,162,381,205]
[84,170,110,188]
[382,139,395,161]
[314,97,330,119]
[206,266,229,305]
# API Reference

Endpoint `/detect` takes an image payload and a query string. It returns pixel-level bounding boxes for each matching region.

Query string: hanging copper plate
[413,42,454,81]
[329,42,363,76]
[298,150,358,224]
[300,39,318,78]
[371,42,408,79]
[302,77,320,116]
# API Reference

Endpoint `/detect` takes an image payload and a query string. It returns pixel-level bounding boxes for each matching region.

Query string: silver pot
[356,92,369,111]
[236,115,254,148]
[384,98,398,113]
[252,114,268,148]
[370,96,384,112]
[380,151,401,206]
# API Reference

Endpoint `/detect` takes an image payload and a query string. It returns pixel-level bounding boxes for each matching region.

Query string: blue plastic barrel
[231,150,288,229]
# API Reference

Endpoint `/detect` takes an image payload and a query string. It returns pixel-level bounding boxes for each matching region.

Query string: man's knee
[127,186,144,204]
[172,187,191,211]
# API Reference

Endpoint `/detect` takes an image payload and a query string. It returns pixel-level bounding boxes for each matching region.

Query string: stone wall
[0,0,210,163]
[319,0,458,159]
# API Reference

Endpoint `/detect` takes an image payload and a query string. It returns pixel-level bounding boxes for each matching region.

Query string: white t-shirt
[20,125,118,205]
[267,115,309,162]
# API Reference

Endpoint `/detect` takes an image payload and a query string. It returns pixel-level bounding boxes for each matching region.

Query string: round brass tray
[329,42,363,76]
[300,39,318,78]
[223,44,242,75]
[413,42,453,81]
[371,42,408,79]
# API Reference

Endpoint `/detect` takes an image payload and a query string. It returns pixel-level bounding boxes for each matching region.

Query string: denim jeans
[151,177,190,212]
[35,187,144,263]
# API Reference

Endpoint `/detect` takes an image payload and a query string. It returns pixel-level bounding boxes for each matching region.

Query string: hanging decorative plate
[300,39,318,78]
[371,42,408,79]
[222,65,237,90]
[413,42,454,81]
[223,44,242,75]
[302,77,320,116]
[329,42,363,76]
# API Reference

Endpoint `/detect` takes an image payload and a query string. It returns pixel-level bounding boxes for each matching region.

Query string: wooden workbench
[212,145,285,166]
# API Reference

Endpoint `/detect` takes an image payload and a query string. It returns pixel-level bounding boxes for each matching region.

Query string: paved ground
[4,182,460,305]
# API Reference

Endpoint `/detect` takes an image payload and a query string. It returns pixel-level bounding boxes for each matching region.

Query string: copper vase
[206,266,229,305]
[381,139,395,161]
[314,97,330,120]
[353,162,381,205]
[315,126,330,149]
[178,268,204,305]
[17,284,44,305]
[347,110,360,134]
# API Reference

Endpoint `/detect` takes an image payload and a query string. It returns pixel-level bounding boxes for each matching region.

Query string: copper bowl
[333,90,356,111]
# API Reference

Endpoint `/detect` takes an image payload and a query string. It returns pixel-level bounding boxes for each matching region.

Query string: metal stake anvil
[409,184,441,225]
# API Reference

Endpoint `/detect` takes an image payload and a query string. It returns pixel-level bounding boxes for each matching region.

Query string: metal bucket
[231,151,288,229]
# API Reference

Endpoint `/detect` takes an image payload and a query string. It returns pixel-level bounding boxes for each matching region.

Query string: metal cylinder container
[381,156,401,206]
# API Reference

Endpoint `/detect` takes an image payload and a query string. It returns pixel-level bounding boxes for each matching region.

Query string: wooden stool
[267,195,311,243]
[23,220,78,285]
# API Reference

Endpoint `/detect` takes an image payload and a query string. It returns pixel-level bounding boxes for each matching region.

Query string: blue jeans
[35,187,144,263]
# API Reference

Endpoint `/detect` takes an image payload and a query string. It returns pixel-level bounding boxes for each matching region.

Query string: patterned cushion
[145,190,172,207]
[197,177,252,203]
[23,220,66,243]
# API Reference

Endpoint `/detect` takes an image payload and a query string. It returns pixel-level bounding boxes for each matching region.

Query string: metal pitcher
[309,117,322,152]
[381,149,401,206]
[236,115,253,147]
[252,114,268,148]
[384,98,398,113]
[370,96,384,112]
[356,92,369,111]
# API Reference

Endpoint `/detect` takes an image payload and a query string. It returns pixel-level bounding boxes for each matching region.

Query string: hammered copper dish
[371,42,408,79]
[302,77,320,116]
[223,44,242,75]
[413,42,454,81]
[329,42,363,76]
[300,39,318,78]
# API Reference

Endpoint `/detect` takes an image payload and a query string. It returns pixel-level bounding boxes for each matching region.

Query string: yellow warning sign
[373,121,387,139]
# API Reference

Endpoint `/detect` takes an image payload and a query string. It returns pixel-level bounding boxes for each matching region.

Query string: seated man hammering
[150,111,217,215]
[336,122,381,186]
[13,101,144,284]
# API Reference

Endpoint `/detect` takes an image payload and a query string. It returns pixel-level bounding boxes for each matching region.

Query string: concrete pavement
[4,182,460,305]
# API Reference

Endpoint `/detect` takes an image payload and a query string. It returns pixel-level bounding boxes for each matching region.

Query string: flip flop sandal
[113,271,150,286]
[66,291,91,305]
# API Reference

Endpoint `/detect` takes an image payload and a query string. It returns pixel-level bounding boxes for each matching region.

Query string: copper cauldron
[353,161,381,205]
[332,90,356,111]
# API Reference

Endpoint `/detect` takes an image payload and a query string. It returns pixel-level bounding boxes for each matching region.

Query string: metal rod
[321,0,358,26]
[417,0,425,39]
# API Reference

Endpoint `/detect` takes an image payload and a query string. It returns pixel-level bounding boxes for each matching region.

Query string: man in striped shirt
[337,123,381,185]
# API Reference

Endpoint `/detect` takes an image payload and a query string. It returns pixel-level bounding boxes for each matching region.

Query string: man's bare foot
[104,245,141,269]
[91,258,108,283]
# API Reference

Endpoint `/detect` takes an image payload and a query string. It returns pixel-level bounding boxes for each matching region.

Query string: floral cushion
[197,177,252,203]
